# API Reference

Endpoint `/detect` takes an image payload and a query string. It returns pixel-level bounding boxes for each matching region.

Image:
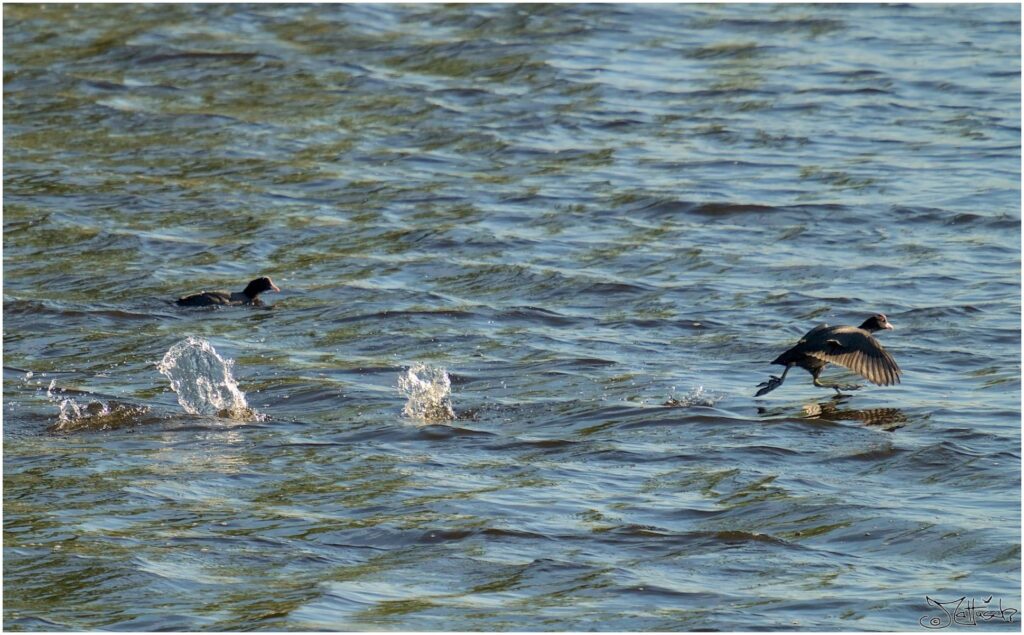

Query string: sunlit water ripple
[3,4,1020,631]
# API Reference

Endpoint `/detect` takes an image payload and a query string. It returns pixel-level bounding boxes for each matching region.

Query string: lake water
[3,3,1020,631]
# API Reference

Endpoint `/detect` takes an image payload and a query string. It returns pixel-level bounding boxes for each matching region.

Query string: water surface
[4,4,1020,631]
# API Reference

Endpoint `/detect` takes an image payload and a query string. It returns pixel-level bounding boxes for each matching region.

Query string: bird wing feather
[805,328,901,386]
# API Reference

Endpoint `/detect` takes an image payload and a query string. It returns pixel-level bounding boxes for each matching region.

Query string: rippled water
[4,4,1020,631]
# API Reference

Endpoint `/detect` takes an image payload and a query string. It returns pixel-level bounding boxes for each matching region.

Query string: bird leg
[812,377,862,394]
[755,366,790,397]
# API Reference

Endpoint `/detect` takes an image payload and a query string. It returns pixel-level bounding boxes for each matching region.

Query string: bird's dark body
[176,276,279,307]
[773,350,827,377]
[176,291,250,307]
[771,324,832,381]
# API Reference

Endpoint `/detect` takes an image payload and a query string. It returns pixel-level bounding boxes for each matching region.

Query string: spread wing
[805,328,901,386]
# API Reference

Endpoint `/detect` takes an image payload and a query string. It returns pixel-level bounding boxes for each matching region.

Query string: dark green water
[4,4,1020,631]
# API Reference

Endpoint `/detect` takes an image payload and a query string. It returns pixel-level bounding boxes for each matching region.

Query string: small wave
[331,308,475,324]
[499,305,582,327]
[134,50,272,65]
[415,424,492,440]
[622,197,839,221]
[663,385,724,408]
[46,380,151,433]
[685,42,775,60]
[157,337,261,421]
[398,363,455,423]
[891,206,1020,230]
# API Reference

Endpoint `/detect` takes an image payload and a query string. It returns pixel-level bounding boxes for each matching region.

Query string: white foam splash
[48,379,87,425]
[157,337,260,420]
[46,379,149,432]
[664,385,723,408]
[398,363,455,423]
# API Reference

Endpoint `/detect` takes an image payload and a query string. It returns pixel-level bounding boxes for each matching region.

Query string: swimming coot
[755,314,901,396]
[176,276,280,307]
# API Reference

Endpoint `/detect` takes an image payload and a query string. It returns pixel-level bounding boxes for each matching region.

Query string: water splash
[663,385,723,408]
[49,379,85,425]
[46,379,150,432]
[157,337,261,421]
[398,363,455,423]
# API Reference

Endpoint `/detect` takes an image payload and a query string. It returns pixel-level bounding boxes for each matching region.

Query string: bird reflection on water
[759,394,909,431]
[802,395,909,431]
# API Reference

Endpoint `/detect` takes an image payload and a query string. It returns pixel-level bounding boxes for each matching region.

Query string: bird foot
[755,375,783,397]
[830,383,862,395]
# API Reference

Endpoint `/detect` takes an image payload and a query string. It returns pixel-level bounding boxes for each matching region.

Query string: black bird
[176,276,280,307]
[755,314,901,396]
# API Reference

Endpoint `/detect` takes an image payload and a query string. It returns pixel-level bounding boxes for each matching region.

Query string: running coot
[176,276,280,307]
[755,314,901,396]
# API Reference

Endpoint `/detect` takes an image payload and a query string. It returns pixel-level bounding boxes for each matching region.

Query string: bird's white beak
[270,282,280,292]
[885,322,894,330]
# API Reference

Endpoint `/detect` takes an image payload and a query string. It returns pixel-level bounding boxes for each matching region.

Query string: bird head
[859,314,894,333]
[243,276,280,299]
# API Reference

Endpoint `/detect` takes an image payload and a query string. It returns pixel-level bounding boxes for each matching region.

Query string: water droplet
[157,337,260,421]
[398,363,454,423]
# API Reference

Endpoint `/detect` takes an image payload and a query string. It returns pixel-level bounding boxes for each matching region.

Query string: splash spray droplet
[664,385,723,408]
[45,379,149,432]
[157,337,260,420]
[398,363,455,423]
